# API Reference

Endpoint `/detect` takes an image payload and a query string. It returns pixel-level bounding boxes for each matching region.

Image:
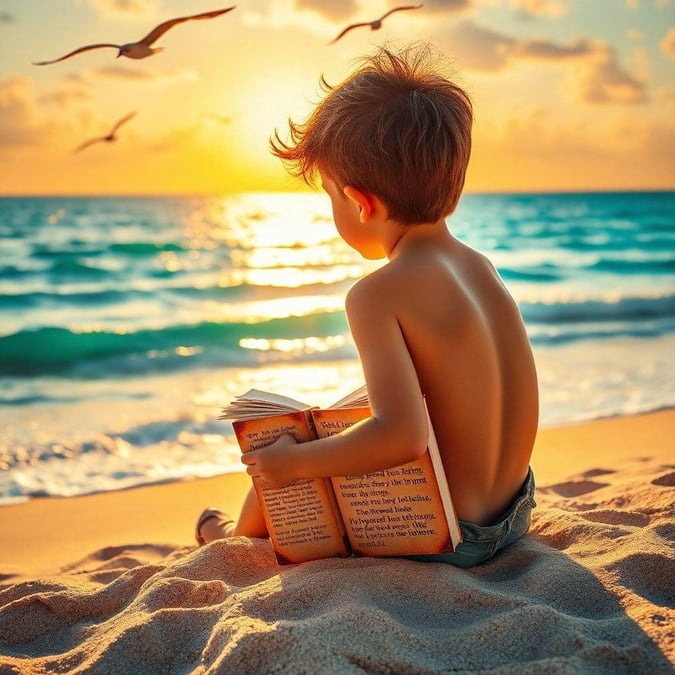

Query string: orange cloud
[37,86,92,109]
[441,20,514,71]
[441,20,646,103]
[65,66,197,88]
[575,43,647,103]
[469,102,674,191]
[512,37,594,59]
[415,0,472,11]
[294,0,359,21]
[0,78,55,148]
[83,0,160,19]
[97,65,198,86]
[660,27,675,58]
[145,124,201,152]
[509,0,567,19]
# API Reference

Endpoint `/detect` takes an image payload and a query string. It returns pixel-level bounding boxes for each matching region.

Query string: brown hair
[270,43,473,225]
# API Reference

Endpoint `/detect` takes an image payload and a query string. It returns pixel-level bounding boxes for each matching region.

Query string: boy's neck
[386,218,452,260]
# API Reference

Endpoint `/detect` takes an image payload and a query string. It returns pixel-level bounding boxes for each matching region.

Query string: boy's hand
[240,433,300,490]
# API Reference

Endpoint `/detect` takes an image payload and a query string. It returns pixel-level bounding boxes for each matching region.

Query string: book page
[312,406,456,557]
[330,384,368,409]
[219,389,310,421]
[232,411,349,564]
[333,453,454,557]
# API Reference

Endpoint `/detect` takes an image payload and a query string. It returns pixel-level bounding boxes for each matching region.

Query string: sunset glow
[0,0,673,194]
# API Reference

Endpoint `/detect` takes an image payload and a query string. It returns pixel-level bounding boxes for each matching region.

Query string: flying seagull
[72,111,137,154]
[329,4,423,44]
[34,7,236,65]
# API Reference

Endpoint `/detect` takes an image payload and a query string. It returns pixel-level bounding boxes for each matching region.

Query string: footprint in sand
[651,470,675,487]
[609,552,675,607]
[544,479,609,498]
[581,509,651,527]
[581,468,616,478]
[652,523,674,540]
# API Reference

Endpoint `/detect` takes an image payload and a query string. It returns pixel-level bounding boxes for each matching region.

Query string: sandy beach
[1,409,673,672]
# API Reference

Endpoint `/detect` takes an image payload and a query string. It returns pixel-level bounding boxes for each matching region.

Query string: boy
[197,44,538,568]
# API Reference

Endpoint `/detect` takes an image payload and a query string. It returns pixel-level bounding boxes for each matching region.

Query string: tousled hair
[270,43,473,225]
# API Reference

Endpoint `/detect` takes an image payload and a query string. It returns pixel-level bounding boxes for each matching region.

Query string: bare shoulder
[345,263,400,310]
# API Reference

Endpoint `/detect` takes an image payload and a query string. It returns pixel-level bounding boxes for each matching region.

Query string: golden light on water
[240,335,347,357]
[202,193,335,247]
[212,295,345,323]
[233,244,342,269]
[190,193,378,290]
[226,265,362,289]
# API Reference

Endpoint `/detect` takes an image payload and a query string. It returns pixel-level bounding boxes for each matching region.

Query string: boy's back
[367,224,538,526]
[196,44,540,566]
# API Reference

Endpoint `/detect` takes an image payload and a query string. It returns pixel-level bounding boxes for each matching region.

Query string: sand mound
[1,459,672,673]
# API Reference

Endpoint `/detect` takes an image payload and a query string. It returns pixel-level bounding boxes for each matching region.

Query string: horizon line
[1,187,674,199]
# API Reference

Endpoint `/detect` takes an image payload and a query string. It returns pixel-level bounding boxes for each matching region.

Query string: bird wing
[109,111,137,135]
[72,136,105,154]
[33,43,121,65]
[329,22,370,44]
[380,4,423,21]
[139,6,236,46]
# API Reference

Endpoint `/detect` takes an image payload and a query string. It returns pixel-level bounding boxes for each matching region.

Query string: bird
[72,111,137,154]
[34,7,236,66]
[329,4,423,44]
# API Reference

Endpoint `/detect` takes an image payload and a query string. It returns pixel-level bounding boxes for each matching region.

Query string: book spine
[423,404,463,550]
[232,410,350,564]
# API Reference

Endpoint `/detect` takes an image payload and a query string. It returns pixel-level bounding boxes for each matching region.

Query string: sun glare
[239,335,347,357]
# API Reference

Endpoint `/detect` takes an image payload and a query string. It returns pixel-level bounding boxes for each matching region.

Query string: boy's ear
[343,185,379,223]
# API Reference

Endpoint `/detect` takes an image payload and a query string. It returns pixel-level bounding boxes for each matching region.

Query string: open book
[219,386,462,564]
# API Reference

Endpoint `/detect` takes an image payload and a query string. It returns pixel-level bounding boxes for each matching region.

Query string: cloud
[38,86,92,109]
[67,66,198,87]
[575,43,647,103]
[415,0,473,11]
[82,0,161,19]
[513,37,594,59]
[294,0,359,21]
[441,20,647,103]
[146,124,200,152]
[242,0,466,41]
[509,0,567,19]
[0,12,14,23]
[441,20,593,70]
[442,20,515,71]
[293,0,470,21]
[471,101,675,191]
[660,27,675,58]
[0,78,54,148]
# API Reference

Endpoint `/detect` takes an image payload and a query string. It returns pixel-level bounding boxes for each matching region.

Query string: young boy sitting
[196,43,538,568]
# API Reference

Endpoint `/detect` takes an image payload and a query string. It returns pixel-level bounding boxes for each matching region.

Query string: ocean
[1,191,673,505]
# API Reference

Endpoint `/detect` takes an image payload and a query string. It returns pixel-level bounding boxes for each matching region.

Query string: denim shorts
[406,468,536,569]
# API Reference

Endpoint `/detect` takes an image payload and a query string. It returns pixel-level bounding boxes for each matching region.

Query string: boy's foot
[195,507,235,545]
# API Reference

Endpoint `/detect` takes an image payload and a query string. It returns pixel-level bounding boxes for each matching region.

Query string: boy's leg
[197,485,268,544]
[233,485,269,537]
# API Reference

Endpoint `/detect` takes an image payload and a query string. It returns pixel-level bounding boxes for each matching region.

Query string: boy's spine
[311,405,461,557]
[232,410,350,564]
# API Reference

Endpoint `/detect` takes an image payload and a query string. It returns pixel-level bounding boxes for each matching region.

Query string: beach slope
[0,410,673,672]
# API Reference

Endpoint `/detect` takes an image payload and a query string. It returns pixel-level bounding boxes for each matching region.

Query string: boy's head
[270,43,473,226]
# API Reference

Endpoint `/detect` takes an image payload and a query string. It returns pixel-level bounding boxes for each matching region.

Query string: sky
[0,0,673,195]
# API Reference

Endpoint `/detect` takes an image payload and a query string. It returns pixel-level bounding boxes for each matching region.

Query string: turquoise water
[1,191,673,503]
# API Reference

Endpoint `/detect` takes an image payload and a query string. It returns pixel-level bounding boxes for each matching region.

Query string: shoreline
[1,408,673,583]
[2,403,673,510]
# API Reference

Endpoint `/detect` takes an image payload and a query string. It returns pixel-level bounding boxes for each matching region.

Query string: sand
[0,410,673,673]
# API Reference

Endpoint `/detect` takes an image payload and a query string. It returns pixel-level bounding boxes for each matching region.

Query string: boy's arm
[241,272,430,489]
